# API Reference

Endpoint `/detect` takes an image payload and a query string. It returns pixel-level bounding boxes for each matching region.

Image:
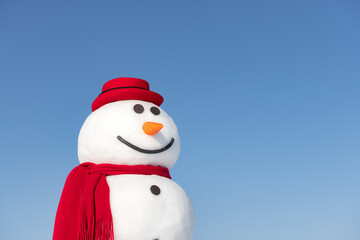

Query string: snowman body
[107,175,194,240]
[78,98,195,240]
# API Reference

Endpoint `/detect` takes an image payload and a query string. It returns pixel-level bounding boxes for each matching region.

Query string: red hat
[91,77,164,111]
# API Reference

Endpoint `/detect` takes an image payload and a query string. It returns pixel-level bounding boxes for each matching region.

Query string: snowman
[53,77,194,240]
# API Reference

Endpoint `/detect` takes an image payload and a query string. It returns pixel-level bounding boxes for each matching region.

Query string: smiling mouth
[116,135,175,154]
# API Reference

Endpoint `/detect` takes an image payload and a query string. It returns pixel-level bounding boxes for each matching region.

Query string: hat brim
[91,88,164,111]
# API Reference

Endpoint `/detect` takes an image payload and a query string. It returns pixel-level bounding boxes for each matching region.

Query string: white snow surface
[107,174,195,240]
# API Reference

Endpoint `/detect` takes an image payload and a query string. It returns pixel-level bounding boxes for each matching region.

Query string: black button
[150,185,161,195]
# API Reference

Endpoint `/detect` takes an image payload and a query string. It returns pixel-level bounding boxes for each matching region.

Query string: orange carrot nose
[142,122,163,135]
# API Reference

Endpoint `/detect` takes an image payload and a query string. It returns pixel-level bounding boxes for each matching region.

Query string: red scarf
[53,162,171,240]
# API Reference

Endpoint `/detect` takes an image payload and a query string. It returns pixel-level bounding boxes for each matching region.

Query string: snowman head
[78,78,180,169]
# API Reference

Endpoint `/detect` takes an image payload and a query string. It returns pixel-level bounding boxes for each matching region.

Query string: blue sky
[1,0,359,239]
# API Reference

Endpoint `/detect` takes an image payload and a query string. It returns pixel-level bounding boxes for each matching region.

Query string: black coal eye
[133,104,144,114]
[150,106,160,115]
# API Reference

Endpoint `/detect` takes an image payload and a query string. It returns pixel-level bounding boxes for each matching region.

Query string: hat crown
[92,77,163,111]
[102,77,150,93]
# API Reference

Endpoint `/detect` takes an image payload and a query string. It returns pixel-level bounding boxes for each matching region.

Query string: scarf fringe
[80,218,114,240]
